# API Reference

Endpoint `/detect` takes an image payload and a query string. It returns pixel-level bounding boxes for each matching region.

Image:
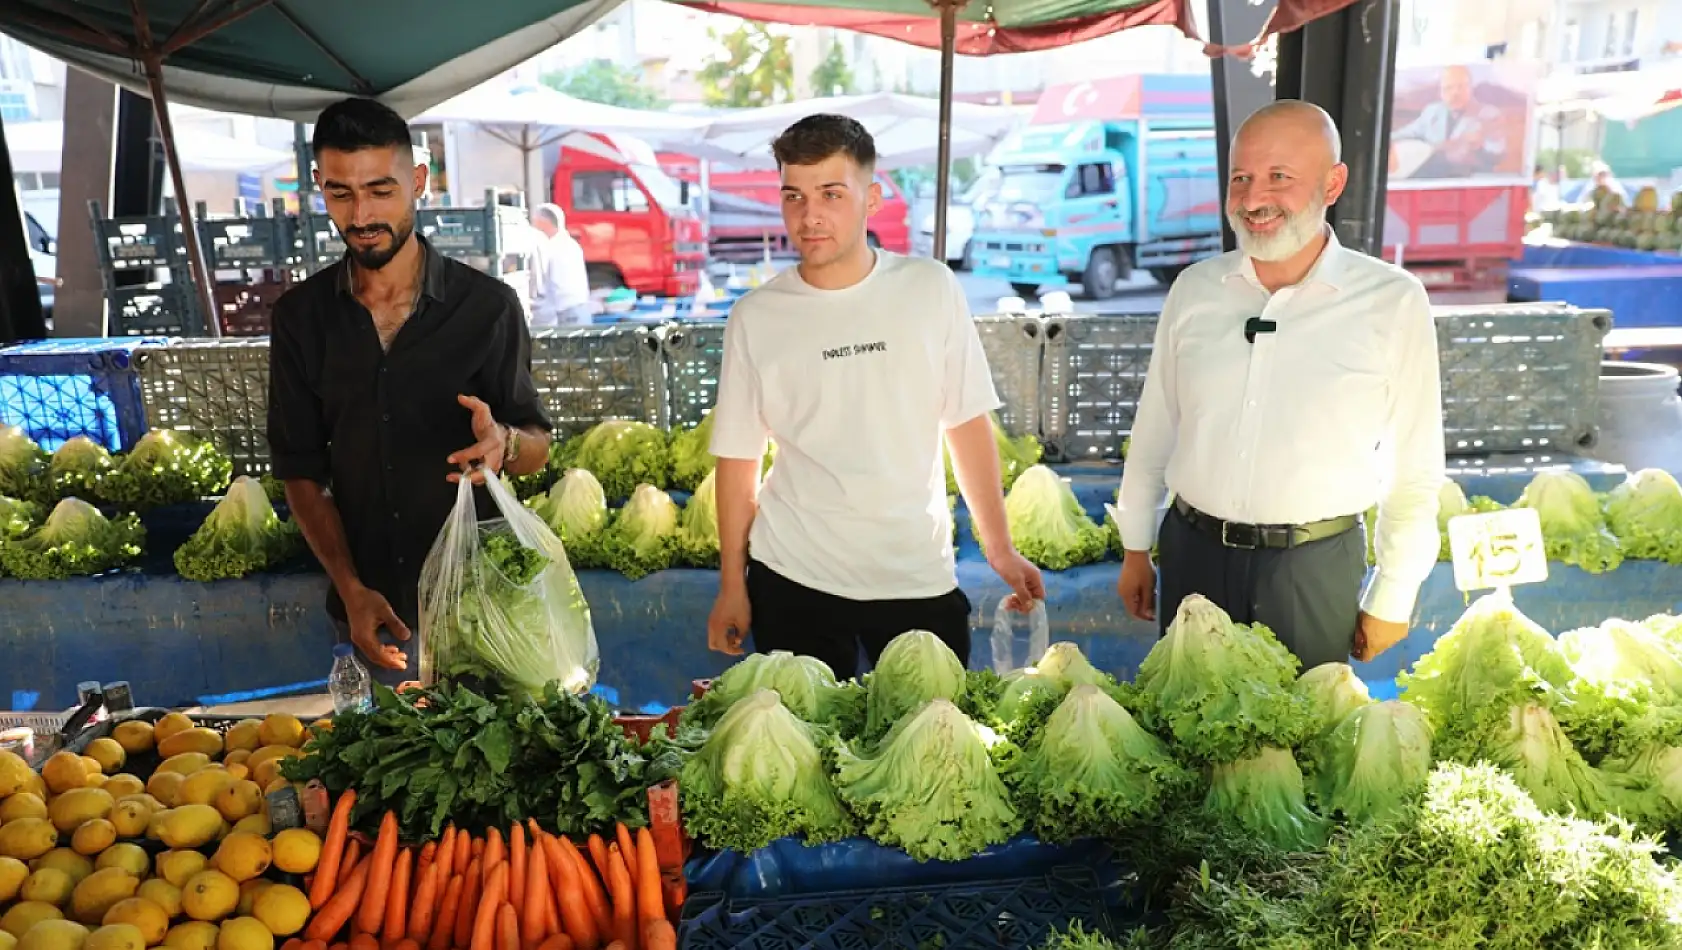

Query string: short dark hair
[771,114,876,172]
[312,97,412,156]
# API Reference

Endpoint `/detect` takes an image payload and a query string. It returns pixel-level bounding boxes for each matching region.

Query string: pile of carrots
[278,790,682,950]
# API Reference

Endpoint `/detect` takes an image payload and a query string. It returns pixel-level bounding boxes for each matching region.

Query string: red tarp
[672,0,1362,57]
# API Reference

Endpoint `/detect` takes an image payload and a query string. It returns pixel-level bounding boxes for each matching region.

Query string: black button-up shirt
[267,236,551,625]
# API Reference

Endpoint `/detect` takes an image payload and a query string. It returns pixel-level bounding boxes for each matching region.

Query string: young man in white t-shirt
[704,114,1045,679]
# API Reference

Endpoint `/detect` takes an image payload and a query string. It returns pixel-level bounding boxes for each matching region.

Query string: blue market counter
[1,457,1654,712]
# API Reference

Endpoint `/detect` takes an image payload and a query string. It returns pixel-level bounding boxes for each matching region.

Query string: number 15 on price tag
[1446,508,1549,594]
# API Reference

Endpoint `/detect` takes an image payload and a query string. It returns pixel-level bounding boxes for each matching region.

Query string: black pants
[746,560,972,681]
[1156,506,1367,669]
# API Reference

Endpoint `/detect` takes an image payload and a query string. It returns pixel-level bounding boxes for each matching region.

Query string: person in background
[528,202,593,326]
[1532,165,1562,213]
[704,114,1045,679]
[1115,100,1444,668]
[267,98,553,683]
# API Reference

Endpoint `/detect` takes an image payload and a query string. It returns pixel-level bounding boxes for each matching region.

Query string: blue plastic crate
[679,866,1140,950]
[0,339,165,451]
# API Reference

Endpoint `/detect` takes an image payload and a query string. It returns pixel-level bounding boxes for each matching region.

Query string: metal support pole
[294,122,314,208]
[1276,0,1400,257]
[138,51,219,338]
[1208,0,1281,254]
[0,119,48,344]
[931,0,959,264]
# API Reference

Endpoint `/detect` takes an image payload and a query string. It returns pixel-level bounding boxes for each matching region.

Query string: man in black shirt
[267,98,552,681]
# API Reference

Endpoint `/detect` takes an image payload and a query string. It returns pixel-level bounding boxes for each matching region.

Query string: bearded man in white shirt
[704,114,1046,679]
[1115,100,1444,667]
[528,203,592,326]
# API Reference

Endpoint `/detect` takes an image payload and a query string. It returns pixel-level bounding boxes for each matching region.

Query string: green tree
[699,23,794,107]
[541,59,664,109]
[808,38,854,98]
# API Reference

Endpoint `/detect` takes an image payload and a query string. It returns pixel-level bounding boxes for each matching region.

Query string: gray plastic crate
[1435,303,1611,455]
[198,212,294,270]
[975,314,1044,439]
[1039,314,1157,461]
[89,201,185,271]
[530,326,668,436]
[661,321,727,430]
[134,340,273,476]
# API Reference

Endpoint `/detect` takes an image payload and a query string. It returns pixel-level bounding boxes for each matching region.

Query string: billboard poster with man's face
[1389,62,1539,187]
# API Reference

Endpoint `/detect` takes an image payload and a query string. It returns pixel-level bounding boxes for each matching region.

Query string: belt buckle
[1221,521,1259,550]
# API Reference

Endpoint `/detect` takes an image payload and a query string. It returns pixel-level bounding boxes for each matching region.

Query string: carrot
[605,847,637,950]
[456,830,472,877]
[471,864,509,950]
[417,841,438,882]
[640,920,675,950]
[484,829,505,886]
[337,841,363,889]
[406,860,442,944]
[522,838,549,946]
[659,873,685,922]
[305,856,372,942]
[536,936,574,950]
[300,941,326,950]
[393,941,420,950]
[509,825,528,918]
[557,837,610,940]
[454,858,484,950]
[356,811,402,935]
[542,836,598,950]
[329,945,347,950]
[602,943,625,950]
[427,876,464,950]
[473,837,485,859]
[633,829,661,927]
[281,940,303,950]
[586,836,611,884]
[382,847,414,945]
[439,826,458,877]
[311,789,358,910]
[497,903,520,950]
[348,934,379,950]
[613,825,636,875]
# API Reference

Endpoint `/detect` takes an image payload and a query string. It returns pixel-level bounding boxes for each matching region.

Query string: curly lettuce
[984,464,1107,571]
[681,650,863,731]
[0,494,38,538]
[1008,684,1195,842]
[1294,662,1373,741]
[1436,477,1504,561]
[675,468,719,567]
[1306,700,1433,824]
[173,475,300,580]
[679,689,855,852]
[1556,619,1682,760]
[863,630,969,740]
[1604,469,1682,565]
[100,429,231,509]
[528,468,609,569]
[40,436,113,503]
[570,420,672,499]
[1133,594,1314,763]
[598,483,679,579]
[833,698,1022,861]
[1471,702,1620,817]
[0,496,142,579]
[1513,470,1623,572]
[0,425,44,500]
[1204,746,1328,853]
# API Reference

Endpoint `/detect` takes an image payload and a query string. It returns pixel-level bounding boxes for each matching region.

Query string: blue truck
[970,74,1222,300]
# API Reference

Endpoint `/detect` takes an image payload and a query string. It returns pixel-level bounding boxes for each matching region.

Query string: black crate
[200,215,294,270]
[108,282,203,337]
[90,202,185,271]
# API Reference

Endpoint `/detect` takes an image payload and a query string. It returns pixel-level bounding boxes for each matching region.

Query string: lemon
[109,724,154,757]
[162,924,217,950]
[0,856,28,901]
[0,793,48,824]
[91,846,148,879]
[16,918,88,950]
[154,852,207,890]
[69,822,115,859]
[248,887,307,939]
[181,871,238,923]
[20,869,74,907]
[152,715,193,746]
[213,918,269,950]
[210,835,270,885]
[0,904,63,939]
[255,717,303,750]
[69,869,138,926]
[101,899,168,947]
[82,741,125,776]
[32,852,92,886]
[268,831,320,876]
[0,750,32,798]
[83,925,143,950]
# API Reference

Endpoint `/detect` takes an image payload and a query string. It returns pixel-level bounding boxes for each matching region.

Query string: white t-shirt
[709,251,1002,601]
[529,230,591,326]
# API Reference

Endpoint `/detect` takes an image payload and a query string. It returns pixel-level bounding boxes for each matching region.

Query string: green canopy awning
[0,0,622,121]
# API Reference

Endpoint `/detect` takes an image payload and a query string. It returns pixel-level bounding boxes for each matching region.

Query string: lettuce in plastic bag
[420,474,598,699]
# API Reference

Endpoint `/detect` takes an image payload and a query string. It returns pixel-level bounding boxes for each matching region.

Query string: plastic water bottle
[328,644,372,714]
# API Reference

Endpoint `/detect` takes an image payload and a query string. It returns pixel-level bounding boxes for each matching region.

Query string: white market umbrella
[5,119,294,175]
[695,92,1027,170]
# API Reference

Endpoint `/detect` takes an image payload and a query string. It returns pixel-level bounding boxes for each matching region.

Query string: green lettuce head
[1603,468,1682,564]
[1514,470,1623,573]
[864,630,968,740]
[529,468,609,568]
[1307,700,1433,824]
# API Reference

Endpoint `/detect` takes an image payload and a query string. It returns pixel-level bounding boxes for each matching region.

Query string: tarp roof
[0,0,623,121]
[695,92,1026,168]
[4,118,293,174]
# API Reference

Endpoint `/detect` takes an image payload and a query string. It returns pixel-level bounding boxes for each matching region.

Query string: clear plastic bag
[989,598,1050,674]
[419,470,599,698]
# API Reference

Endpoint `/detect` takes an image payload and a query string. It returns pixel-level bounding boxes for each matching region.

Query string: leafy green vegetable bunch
[38,436,114,504]
[598,484,680,579]
[1603,468,1682,565]
[0,425,45,501]
[981,465,1108,571]
[568,420,672,500]
[100,429,232,509]
[0,493,39,539]
[174,475,300,581]
[1514,470,1624,573]
[281,681,683,841]
[527,468,609,569]
[0,496,143,579]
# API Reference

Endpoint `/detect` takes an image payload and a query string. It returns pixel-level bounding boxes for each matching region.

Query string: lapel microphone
[1244,318,1278,344]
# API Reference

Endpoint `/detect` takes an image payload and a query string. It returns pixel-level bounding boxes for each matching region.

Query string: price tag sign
[1447,508,1548,593]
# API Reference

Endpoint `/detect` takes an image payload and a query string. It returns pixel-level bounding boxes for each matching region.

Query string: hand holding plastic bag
[420,469,599,698]
[990,598,1050,674]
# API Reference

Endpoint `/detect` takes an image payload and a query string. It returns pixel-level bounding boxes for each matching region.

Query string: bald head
[1234,101,1342,168]
[1226,100,1347,264]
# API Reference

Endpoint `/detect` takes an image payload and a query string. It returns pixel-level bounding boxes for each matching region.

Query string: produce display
[0,498,143,580]
[1539,184,1682,251]
[98,432,231,512]
[983,465,1109,570]
[173,479,300,582]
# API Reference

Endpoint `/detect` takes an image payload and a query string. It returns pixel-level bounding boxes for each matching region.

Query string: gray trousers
[1156,506,1367,669]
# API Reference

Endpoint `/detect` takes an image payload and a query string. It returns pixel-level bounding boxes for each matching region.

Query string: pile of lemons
[0,713,330,950]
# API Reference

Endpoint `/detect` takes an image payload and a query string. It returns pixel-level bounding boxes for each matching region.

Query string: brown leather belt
[1173,497,1361,551]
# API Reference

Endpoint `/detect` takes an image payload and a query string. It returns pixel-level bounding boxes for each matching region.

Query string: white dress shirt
[529,230,591,327]
[1117,232,1445,624]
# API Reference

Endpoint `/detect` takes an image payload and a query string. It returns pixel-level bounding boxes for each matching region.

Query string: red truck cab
[551,143,706,297]
[658,152,911,260]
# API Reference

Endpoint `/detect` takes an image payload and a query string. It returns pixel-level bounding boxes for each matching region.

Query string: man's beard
[343,219,414,270]
[1228,191,1327,263]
